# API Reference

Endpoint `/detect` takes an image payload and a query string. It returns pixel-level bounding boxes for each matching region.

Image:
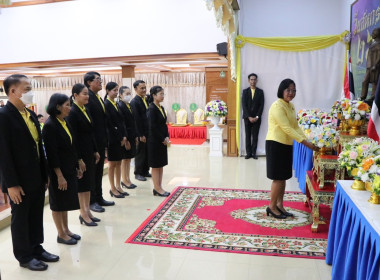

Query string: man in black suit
[242,73,265,159]
[0,74,59,271]
[84,72,115,212]
[130,80,151,181]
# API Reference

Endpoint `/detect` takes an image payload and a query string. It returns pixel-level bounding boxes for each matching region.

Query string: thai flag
[343,51,355,100]
[367,73,380,142]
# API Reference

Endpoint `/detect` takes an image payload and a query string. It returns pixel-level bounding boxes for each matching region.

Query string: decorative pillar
[121,65,135,89]
[227,41,238,156]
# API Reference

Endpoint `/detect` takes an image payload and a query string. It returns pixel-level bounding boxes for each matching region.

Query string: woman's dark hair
[71,83,86,105]
[46,93,69,117]
[3,74,28,96]
[148,86,163,104]
[277,78,295,99]
[133,80,145,89]
[104,82,118,99]
[119,86,130,97]
[84,71,100,88]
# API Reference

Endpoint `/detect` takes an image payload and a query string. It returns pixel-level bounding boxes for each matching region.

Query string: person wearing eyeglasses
[266,79,319,219]
[147,86,170,197]
[84,72,115,213]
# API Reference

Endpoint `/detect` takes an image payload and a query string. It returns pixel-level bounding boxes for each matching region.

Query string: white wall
[239,0,352,37]
[0,0,226,63]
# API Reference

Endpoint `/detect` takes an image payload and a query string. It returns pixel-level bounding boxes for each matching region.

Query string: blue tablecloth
[292,140,313,194]
[326,181,380,280]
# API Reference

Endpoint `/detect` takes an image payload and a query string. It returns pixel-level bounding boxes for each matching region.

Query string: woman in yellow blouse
[266,79,318,219]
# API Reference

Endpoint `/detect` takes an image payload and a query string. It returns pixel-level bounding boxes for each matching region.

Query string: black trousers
[9,191,45,264]
[134,140,149,175]
[91,144,105,204]
[244,118,261,156]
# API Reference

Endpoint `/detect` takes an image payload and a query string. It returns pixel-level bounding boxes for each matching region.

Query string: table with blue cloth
[293,140,313,193]
[326,180,380,280]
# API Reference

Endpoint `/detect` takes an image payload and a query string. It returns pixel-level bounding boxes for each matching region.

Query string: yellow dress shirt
[140,95,148,109]
[74,102,91,123]
[20,109,40,157]
[107,98,118,111]
[266,99,306,145]
[57,117,72,144]
[155,104,165,118]
[95,93,105,112]
[251,88,255,99]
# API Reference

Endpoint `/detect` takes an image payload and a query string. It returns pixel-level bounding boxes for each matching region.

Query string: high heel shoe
[90,217,101,222]
[121,182,137,189]
[109,190,124,198]
[266,207,286,219]
[153,189,170,197]
[276,206,294,217]
[117,189,129,196]
[79,216,98,226]
[57,236,77,245]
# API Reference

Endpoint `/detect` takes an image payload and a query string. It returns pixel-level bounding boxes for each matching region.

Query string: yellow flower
[351,168,359,176]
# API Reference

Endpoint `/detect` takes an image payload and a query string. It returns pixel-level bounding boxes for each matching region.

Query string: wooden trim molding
[1,0,73,8]
[227,124,238,157]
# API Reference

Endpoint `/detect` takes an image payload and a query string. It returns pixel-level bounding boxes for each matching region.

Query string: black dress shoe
[252,154,258,159]
[276,206,294,217]
[20,258,48,271]
[90,217,101,222]
[68,233,81,240]
[153,189,170,197]
[57,236,77,245]
[90,202,105,212]
[135,174,147,181]
[98,198,115,206]
[109,190,125,198]
[121,182,137,189]
[36,251,60,263]
[245,154,251,159]
[143,173,152,178]
[117,189,130,196]
[266,207,286,219]
[79,216,98,226]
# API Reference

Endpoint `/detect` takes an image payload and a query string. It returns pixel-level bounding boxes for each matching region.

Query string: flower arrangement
[338,137,380,177]
[306,125,338,148]
[356,155,380,183]
[205,100,228,117]
[298,109,321,129]
[373,172,380,195]
[342,100,371,121]
[331,99,343,116]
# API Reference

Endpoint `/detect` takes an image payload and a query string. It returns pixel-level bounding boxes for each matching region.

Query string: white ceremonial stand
[209,116,223,157]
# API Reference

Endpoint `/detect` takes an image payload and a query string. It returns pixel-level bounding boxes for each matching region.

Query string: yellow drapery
[234,31,349,154]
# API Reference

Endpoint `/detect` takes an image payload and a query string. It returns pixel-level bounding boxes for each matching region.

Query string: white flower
[354,114,361,120]
[317,142,324,148]
[361,173,369,182]
[369,164,378,173]
[345,114,350,120]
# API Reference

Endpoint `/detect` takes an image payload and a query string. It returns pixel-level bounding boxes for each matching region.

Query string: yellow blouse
[20,109,40,157]
[57,117,72,144]
[107,98,118,111]
[266,99,306,145]
[74,102,91,123]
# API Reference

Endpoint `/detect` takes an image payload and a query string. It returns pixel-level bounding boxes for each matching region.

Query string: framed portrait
[350,0,380,97]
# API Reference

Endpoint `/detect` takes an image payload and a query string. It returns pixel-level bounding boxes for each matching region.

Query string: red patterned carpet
[126,187,331,259]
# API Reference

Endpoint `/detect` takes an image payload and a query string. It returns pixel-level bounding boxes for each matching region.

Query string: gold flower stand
[305,171,335,232]
[312,153,341,189]
[337,132,366,154]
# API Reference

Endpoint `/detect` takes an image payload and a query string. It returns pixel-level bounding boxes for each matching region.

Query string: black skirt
[266,140,293,180]
[78,154,96,193]
[121,138,136,159]
[49,170,80,211]
[147,140,168,168]
[107,142,123,161]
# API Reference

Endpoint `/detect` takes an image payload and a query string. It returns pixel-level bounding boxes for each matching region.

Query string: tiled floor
[0,144,332,279]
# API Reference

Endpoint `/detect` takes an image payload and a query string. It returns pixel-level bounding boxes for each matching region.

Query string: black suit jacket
[86,89,107,148]
[242,87,265,119]
[130,95,148,137]
[104,99,127,145]
[147,103,169,143]
[117,101,137,142]
[66,104,98,160]
[0,102,47,193]
[42,116,78,177]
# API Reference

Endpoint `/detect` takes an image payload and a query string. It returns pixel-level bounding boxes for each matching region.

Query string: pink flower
[349,151,358,160]
[361,145,369,150]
